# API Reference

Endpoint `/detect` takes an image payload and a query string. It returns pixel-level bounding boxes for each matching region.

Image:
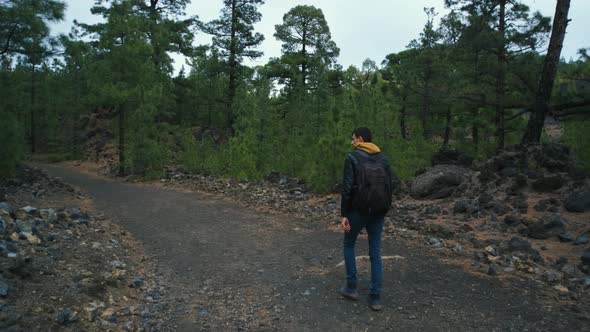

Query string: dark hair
[352,127,372,142]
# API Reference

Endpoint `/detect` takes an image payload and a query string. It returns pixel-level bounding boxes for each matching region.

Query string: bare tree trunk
[30,63,36,154]
[443,105,451,147]
[495,0,506,150]
[472,108,479,154]
[400,94,407,140]
[301,28,307,88]
[522,0,571,144]
[226,0,238,135]
[149,0,162,70]
[118,106,126,176]
[422,62,432,140]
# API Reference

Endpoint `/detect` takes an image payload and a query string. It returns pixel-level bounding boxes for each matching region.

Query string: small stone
[560,264,579,277]
[15,220,34,234]
[198,308,209,317]
[463,223,474,232]
[21,232,41,244]
[452,245,464,252]
[582,248,590,266]
[100,308,116,321]
[111,269,127,280]
[553,285,568,293]
[564,190,590,212]
[544,270,563,283]
[110,260,126,269]
[558,232,574,242]
[69,207,83,219]
[0,202,15,214]
[487,263,499,276]
[129,277,144,288]
[39,209,57,223]
[16,206,38,219]
[485,246,498,256]
[574,234,589,245]
[123,321,135,331]
[56,307,77,325]
[503,215,521,226]
[428,238,445,248]
[0,280,8,297]
[84,301,105,321]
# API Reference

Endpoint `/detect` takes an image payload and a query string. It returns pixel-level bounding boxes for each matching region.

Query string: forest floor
[18,161,588,331]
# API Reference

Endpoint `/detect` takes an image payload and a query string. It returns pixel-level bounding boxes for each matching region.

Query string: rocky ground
[103,143,588,315]
[9,137,589,329]
[0,166,165,331]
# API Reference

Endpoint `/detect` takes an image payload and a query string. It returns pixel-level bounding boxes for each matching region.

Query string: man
[340,127,393,311]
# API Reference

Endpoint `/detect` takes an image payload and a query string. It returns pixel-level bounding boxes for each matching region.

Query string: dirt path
[39,164,586,331]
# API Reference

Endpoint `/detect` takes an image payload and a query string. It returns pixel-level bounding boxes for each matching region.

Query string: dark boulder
[0,202,14,214]
[508,237,534,253]
[558,232,574,242]
[532,175,565,193]
[410,165,470,199]
[508,195,528,213]
[582,248,590,266]
[534,198,560,212]
[535,143,571,172]
[504,215,521,226]
[527,214,566,239]
[574,234,589,245]
[453,199,479,215]
[564,191,590,212]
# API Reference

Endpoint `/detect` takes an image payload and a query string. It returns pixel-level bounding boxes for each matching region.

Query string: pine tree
[202,0,265,134]
[273,5,339,90]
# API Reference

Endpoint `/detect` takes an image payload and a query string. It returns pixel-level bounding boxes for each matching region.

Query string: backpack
[351,151,392,216]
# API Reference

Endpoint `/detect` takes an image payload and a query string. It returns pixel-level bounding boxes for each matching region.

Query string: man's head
[352,127,372,144]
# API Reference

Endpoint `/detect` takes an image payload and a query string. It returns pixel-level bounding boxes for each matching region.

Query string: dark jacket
[340,149,393,217]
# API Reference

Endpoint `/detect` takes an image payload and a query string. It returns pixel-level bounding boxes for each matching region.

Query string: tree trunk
[30,63,36,154]
[522,0,571,144]
[422,61,432,140]
[118,106,126,176]
[443,105,451,147]
[472,108,479,154]
[400,93,407,140]
[226,0,238,135]
[149,0,162,70]
[301,27,307,88]
[495,0,506,150]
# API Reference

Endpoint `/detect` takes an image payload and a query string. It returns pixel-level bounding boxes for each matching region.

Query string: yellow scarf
[353,142,381,154]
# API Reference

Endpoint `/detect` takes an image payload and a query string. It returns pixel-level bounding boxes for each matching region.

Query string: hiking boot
[339,287,359,301]
[368,294,382,311]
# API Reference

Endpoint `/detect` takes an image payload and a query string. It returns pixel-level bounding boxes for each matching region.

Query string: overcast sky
[51,0,589,72]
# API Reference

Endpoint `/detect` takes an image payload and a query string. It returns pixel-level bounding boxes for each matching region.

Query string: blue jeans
[343,211,384,296]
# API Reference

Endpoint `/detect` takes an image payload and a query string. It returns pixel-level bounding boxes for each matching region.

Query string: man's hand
[341,217,350,233]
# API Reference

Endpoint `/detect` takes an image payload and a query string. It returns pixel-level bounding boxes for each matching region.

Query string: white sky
[51,0,590,72]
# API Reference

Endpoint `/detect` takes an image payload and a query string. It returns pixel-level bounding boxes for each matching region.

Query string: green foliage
[0,112,23,178]
[1,0,585,193]
[0,0,65,58]
[383,136,439,180]
[272,5,339,89]
[562,119,590,170]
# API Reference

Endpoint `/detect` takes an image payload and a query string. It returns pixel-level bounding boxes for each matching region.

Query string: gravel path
[40,164,587,331]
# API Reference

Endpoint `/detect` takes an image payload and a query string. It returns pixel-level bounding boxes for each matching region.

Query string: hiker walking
[340,127,393,311]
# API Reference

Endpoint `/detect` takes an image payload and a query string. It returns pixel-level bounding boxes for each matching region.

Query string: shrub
[0,113,23,178]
